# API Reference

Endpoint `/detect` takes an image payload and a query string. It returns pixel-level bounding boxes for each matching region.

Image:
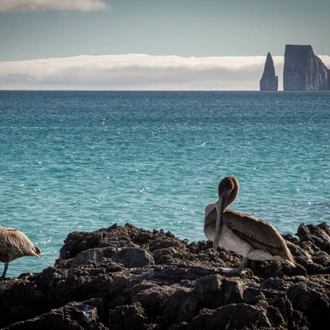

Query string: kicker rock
[260,52,278,91]
[283,44,330,90]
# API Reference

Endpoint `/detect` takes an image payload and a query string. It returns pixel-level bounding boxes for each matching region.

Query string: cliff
[1,222,330,329]
[260,52,278,91]
[283,44,330,90]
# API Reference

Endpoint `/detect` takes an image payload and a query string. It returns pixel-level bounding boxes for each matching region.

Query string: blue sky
[0,0,329,90]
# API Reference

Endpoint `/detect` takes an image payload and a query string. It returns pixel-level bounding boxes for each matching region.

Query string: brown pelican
[0,227,41,279]
[204,176,295,275]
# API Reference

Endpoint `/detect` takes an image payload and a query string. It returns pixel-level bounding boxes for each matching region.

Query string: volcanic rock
[283,44,330,91]
[1,222,330,329]
[260,52,278,91]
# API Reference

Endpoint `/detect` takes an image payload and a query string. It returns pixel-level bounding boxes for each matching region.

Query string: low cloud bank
[0,54,329,90]
[0,0,107,12]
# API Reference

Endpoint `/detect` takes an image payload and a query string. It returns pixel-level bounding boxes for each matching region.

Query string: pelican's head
[213,176,239,249]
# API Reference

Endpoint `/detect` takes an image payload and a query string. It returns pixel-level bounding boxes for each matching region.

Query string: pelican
[204,176,295,275]
[0,227,41,279]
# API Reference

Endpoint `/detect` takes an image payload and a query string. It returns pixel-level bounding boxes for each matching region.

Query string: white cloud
[0,0,107,12]
[7,54,330,90]
[320,55,330,68]
[0,54,277,90]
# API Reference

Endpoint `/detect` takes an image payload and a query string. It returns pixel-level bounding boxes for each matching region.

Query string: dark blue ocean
[1,91,330,277]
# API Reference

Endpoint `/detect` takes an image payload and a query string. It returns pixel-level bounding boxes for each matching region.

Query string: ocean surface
[0,90,330,277]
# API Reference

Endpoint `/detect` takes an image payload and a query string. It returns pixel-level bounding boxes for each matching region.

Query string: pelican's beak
[213,195,224,249]
[213,189,230,249]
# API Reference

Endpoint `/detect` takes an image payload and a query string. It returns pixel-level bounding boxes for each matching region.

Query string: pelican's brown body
[204,176,294,275]
[0,227,41,279]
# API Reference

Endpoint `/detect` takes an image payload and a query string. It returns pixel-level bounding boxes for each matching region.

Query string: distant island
[259,52,278,91]
[260,44,330,91]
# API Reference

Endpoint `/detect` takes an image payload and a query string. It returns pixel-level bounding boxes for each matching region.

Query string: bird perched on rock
[204,176,295,275]
[0,227,41,279]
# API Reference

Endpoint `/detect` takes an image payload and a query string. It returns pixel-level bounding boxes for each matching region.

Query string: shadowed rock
[260,52,278,91]
[283,44,330,91]
[1,222,330,329]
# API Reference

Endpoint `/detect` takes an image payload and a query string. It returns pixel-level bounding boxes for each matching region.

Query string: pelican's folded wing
[224,209,294,262]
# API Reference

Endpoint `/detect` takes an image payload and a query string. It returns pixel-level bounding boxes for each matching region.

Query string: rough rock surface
[260,52,278,91]
[283,44,330,91]
[1,222,330,329]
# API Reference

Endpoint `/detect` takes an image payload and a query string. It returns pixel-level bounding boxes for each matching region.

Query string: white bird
[204,176,295,275]
[0,227,41,279]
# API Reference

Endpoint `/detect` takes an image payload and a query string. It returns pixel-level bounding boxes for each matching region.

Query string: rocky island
[260,52,278,91]
[260,44,330,91]
[1,221,330,329]
[283,44,330,91]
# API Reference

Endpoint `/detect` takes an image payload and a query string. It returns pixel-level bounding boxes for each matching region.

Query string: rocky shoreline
[1,222,330,329]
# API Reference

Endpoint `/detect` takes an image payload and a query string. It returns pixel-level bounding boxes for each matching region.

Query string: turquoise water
[0,91,330,277]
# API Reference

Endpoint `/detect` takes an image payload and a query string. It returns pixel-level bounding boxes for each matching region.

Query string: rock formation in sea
[283,44,330,90]
[260,52,278,91]
[1,221,330,329]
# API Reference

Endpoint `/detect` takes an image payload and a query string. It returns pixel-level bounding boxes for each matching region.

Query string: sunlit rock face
[260,52,278,91]
[283,44,330,91]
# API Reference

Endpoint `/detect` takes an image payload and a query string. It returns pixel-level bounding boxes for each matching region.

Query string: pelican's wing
[224,209,294,262]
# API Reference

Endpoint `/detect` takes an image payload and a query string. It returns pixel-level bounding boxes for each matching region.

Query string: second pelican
[204,176,295,275]
[0,227,41,279]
